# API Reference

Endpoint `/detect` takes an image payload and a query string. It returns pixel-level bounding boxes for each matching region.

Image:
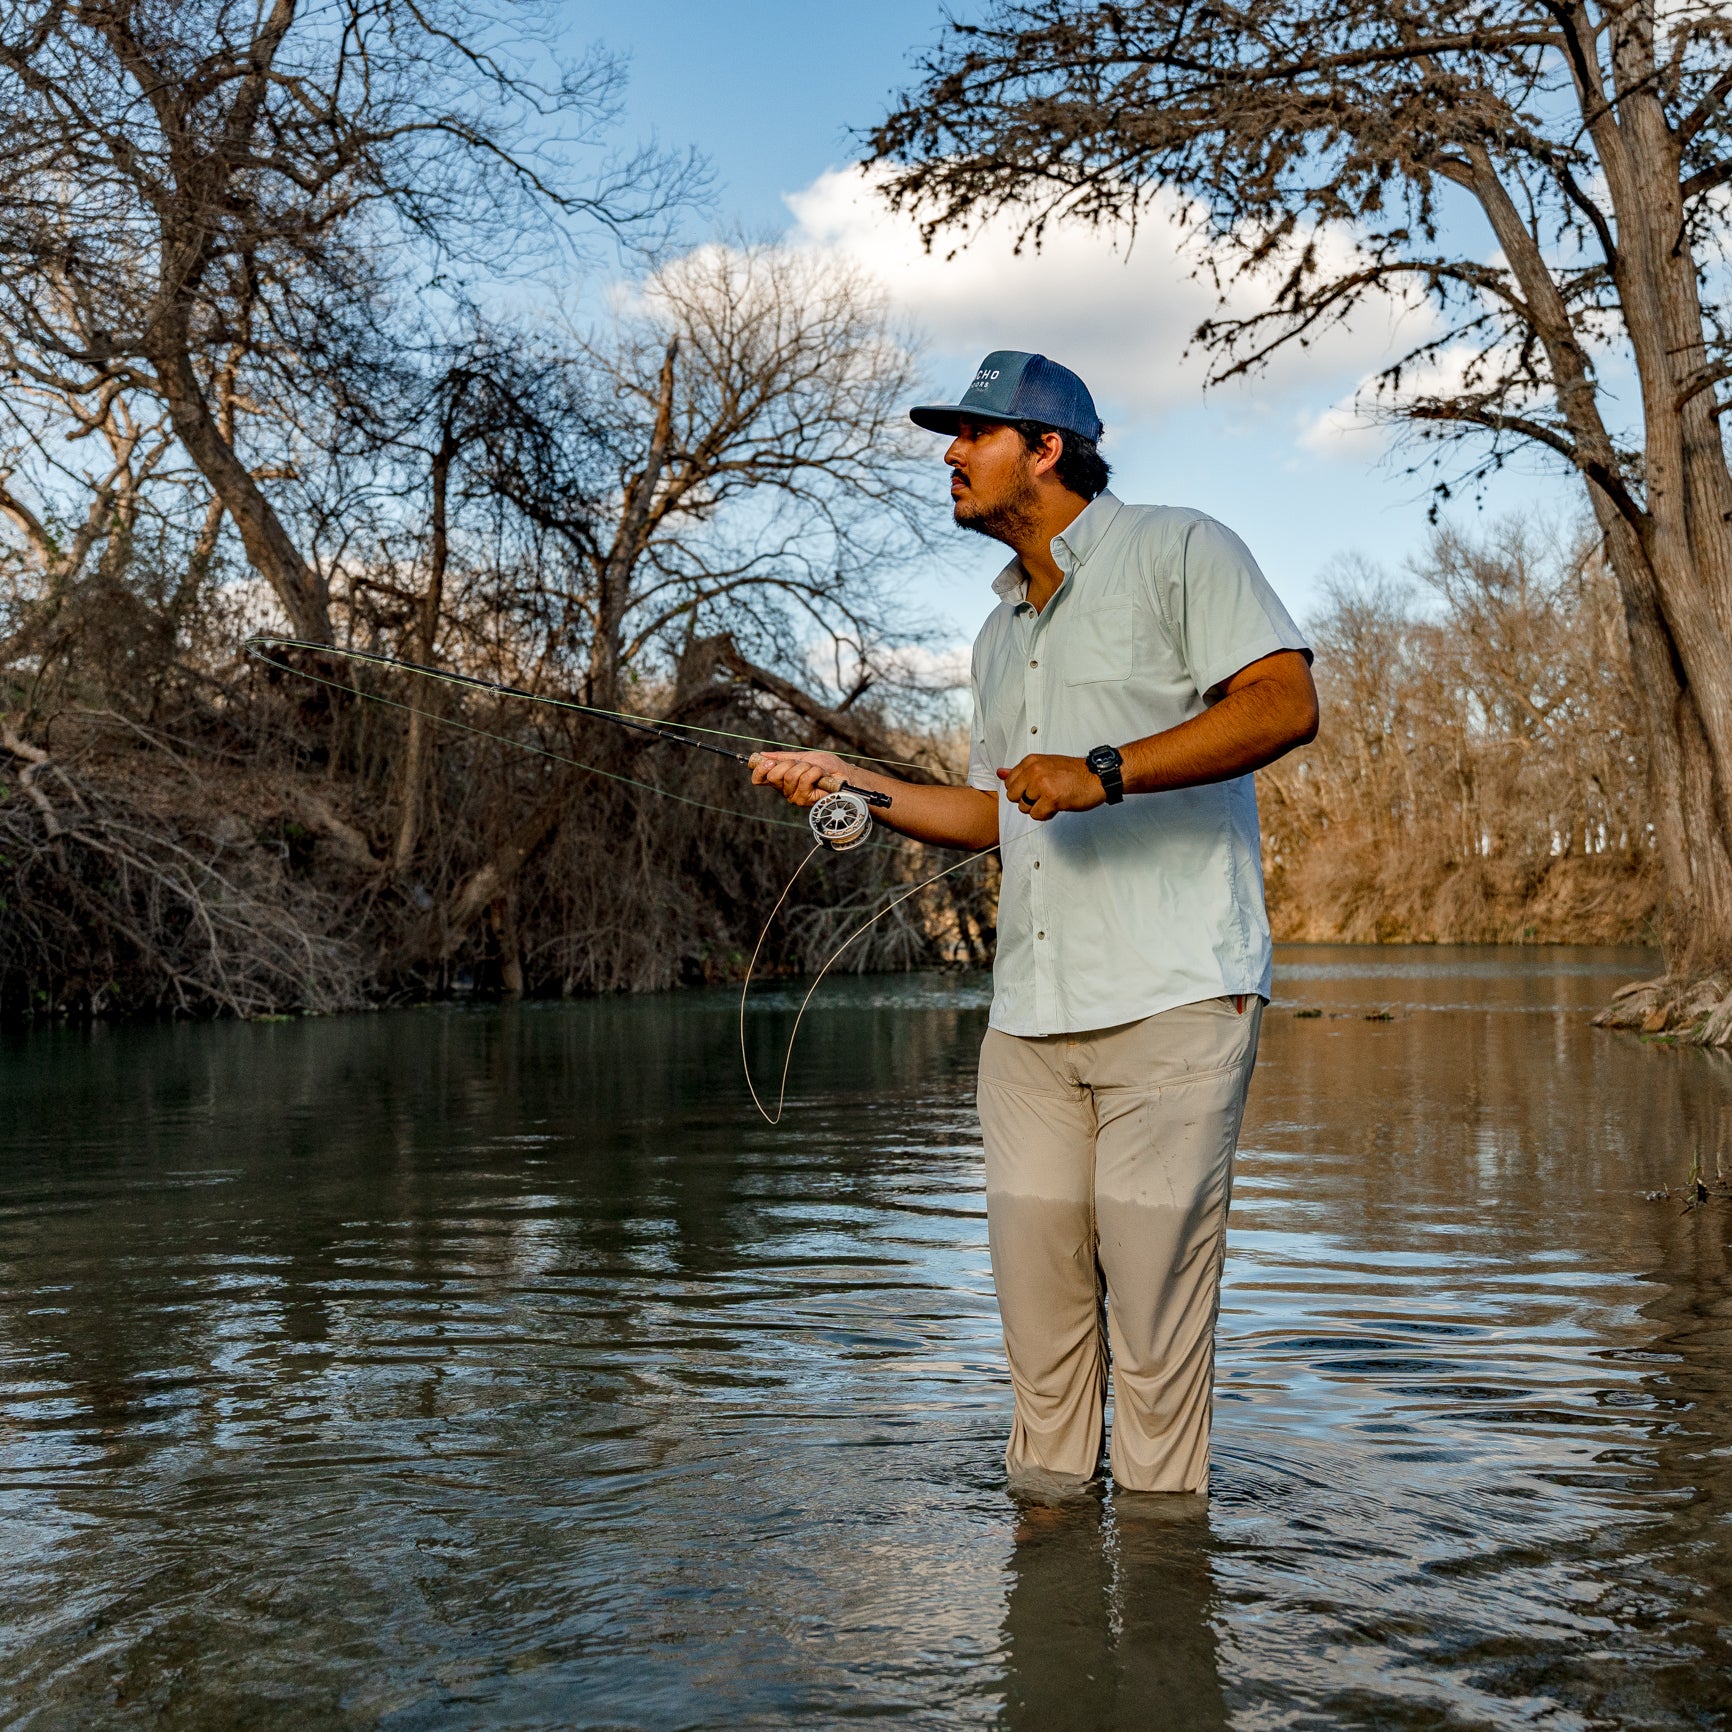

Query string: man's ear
[1029,431,1065,480]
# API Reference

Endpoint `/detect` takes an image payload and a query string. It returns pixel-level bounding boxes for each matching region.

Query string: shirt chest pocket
[1058,598,1134,685]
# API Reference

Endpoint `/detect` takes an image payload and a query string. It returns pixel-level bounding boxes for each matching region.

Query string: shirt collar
[990,490,1124,605]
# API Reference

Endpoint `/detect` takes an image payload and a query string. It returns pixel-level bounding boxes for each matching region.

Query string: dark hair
[1012,419,1111,501]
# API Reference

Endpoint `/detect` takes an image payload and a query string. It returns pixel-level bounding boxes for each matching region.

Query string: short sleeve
[966,647,998,792]
[1162,515,1311,698]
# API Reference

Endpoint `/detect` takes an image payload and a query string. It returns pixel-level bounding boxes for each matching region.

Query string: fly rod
[243,632,992,1125]
[245,635,895,851]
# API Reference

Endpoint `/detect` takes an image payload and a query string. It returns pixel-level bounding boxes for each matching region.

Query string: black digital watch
[1085,743,1125,804]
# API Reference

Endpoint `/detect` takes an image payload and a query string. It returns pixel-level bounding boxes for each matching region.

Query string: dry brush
[1260,521,1659,951]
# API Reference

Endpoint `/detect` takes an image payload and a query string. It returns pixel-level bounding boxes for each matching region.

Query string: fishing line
[247,644,812,832]
[738,842,997,1126]
[247,633,994,1120]
[245,636,935,773]
[246,635,904,843]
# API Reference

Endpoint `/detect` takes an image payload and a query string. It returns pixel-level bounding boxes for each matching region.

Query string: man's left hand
[997,755,1105,821]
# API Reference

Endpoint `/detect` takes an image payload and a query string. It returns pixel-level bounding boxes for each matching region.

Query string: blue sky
[559,1,1582,642]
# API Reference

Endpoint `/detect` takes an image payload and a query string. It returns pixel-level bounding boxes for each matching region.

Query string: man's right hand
[750,749,852,808]
[752,748,999,853]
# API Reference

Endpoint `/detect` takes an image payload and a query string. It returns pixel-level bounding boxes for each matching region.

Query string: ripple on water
[1,945,1729,1728]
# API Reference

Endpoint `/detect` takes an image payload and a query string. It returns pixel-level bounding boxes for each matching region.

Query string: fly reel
[808,787,875,851]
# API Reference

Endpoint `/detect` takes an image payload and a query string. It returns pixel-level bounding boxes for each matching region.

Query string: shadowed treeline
[0,0,996,1019]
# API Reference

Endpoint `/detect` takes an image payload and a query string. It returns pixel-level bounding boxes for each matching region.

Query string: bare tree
[422,244,937,941]
[1259,522,1653,945]
[480,243,932,711]
[0,378,178,672]
[380,341,519,874]
[872,0,1732,1029]
[0,0,697,643]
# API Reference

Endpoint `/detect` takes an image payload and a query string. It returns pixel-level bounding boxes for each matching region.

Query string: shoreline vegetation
[3,505,1663,1026]
[0,0,1708,1037]
[0,641,998,1022]
[1261,523,1658,957]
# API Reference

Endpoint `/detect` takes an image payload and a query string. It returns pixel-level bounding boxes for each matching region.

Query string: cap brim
[908,404,1018,435]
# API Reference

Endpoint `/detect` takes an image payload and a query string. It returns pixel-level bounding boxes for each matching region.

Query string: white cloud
[874,641,972,690]
[783,167,1436,443]
[1295,397,1388,458]
[1295,342,1510,459]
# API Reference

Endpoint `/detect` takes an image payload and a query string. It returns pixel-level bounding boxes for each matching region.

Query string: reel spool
[808,788,875,851]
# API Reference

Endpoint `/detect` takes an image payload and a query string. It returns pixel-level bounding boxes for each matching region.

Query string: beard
[951,463,1041,545]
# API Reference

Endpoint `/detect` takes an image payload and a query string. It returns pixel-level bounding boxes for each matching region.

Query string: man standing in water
[752,352,1317,1495]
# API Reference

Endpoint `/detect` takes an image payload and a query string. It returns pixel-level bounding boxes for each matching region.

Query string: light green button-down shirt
[967,491,1309,1037]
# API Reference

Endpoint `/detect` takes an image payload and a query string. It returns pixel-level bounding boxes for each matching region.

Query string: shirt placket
[1021,543,1072,1032]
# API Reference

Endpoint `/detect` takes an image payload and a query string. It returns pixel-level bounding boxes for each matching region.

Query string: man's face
[945,419,1039,543]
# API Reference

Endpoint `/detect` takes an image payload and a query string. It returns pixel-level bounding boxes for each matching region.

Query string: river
[2,946,1730,1728]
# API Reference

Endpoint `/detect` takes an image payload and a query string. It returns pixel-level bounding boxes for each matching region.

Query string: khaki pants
[977,997,1262,1494]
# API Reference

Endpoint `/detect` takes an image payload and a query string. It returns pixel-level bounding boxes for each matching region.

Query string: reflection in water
[1002,1494,1224,1731]
[2,947,1732,1727]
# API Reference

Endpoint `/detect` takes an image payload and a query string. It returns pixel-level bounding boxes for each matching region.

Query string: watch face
[1087,746,1120,773]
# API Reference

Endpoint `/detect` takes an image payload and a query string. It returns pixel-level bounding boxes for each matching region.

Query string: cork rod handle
[746,752,892,808]
[746,752,847,796]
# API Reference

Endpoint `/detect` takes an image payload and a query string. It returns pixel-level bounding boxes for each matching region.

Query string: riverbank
[1264,849,1657,947]
[0,681,990,1022]
[0,692,1659,1030]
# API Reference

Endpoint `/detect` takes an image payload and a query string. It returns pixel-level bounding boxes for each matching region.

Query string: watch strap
[1087,744,1125,804]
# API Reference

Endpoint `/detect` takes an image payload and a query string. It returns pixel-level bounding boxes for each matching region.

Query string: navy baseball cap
[910,350,1103,443]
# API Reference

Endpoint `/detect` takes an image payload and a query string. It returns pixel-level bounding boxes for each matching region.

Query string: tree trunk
[392,430,456,874]
[143,310,331,644]
[1596,505,1732,973]
[1461,123,1732,986]
[1587,37,1732,980]
[443,770,576,947]
[587,339,677,710]
[493,895,524,999]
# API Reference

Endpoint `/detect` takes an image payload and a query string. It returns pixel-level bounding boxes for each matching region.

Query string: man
[752,351,1317,1496]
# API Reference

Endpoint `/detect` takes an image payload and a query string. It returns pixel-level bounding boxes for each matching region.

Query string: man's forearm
[751,749,999,851]
[845,768,999,851]
[1120,657,1318,795]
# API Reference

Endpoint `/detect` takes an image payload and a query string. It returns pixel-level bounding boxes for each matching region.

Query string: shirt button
[1030,725,1038,735]
[1033,860,1040,870]
[1029,659,1038,667]
[1037,930,1046,940]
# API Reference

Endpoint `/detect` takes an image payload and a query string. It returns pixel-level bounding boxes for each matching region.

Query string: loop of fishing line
[246,632,993,1123]
[738,842,996,1126]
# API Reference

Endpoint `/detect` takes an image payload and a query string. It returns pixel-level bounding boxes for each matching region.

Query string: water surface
[3,945,1731,1728]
